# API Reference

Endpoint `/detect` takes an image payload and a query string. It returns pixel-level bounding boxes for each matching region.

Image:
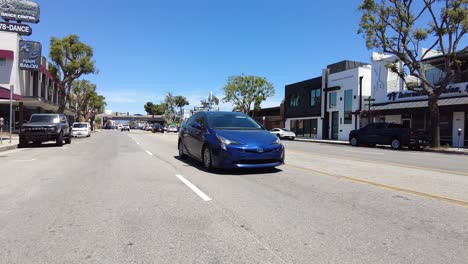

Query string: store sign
[387,82,468,102]
[0,21,31,35]
[0,0,40,24]
[18,40,41,71]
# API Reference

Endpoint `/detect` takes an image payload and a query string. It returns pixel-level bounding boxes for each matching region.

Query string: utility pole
[364,97,375,124]
[9,85,13,143]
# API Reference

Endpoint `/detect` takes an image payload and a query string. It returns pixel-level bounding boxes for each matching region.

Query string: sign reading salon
[18,40,41,71]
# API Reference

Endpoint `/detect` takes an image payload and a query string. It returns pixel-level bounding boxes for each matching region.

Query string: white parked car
[167,125,178,133]
[270,128,296,140]
[72,122,91,137]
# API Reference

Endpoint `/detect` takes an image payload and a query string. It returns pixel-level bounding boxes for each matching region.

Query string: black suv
[19,114,72,147]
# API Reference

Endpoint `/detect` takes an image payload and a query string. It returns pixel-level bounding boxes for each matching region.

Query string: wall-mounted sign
[0,0,40,24]
[0,21,31,35]
[386,82,468,102]
[18,40,41,71]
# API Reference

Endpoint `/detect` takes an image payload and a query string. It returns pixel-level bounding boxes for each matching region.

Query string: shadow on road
[173,156,283,176]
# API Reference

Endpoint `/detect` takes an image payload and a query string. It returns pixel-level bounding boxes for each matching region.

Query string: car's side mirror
[191,122,202,130]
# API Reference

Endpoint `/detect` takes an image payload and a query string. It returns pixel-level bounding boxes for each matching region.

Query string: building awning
[40,64,54,81]
[0,86,22,100]
[0,50,14,60]
[372,97,468,110]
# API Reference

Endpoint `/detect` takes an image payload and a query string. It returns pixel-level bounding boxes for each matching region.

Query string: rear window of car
[73,123,88,128]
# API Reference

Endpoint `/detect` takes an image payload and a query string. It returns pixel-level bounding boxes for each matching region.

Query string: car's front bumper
[211,144,285,169]
[20,132,59,141]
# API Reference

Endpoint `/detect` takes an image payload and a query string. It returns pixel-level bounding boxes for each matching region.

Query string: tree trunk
[428,95,440,148]
[57,87,66,114]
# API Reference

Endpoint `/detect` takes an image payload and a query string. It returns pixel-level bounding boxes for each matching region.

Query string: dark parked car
[178,111,284,170]
[152,124,164,133]
[349,122,430,150]
[19,114,72,147]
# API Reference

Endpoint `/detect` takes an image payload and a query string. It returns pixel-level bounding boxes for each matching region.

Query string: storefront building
[370,50,468,147]
[0,32,75,129]
[251,105,284,131]
[284,77,323,139]
[323,61,372,141]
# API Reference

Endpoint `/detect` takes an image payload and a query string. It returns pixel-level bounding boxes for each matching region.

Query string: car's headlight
[216,135,240,150]
[273,138,281,145]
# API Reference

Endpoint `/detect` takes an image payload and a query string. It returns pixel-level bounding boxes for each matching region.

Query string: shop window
[344,90,352,124]
[289,94,300,107]
[0,58,6,66]
[329,92,337,109]
[310,89,321,107]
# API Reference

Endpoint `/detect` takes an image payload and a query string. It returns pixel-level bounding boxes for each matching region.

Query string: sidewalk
[0,133,19,152]
[294,137,468,155]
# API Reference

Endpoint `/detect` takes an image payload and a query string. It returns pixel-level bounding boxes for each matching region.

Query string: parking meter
[458,128,462,137]
[0,117,4,127]
[0,117,3,144]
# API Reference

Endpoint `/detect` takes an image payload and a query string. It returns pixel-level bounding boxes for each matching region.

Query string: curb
[0,144,18,153]
[293,138,468,155]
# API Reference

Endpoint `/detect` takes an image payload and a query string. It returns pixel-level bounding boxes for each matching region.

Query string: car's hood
[22,122,56,127]
[215,129,278,147]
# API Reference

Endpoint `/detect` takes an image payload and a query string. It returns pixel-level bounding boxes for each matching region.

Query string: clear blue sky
[30,0,373,114]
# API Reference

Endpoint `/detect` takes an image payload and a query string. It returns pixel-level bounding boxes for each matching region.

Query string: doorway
[331,112,339,140]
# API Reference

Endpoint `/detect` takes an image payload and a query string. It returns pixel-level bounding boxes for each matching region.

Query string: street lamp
[9,85,13,143]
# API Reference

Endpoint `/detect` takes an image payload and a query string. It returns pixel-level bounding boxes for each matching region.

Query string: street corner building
[284,60,372,141]
[0,31,75,130]
[370,49,468,148]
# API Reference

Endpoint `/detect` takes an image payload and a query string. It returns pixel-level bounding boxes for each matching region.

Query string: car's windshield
[30,115,58,123]
[207,113,263,130]
[73,123,87,128]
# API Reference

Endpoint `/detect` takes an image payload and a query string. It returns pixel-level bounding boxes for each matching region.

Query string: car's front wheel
[350,137,359,146]
[19,136,27,148]
[56,132,63,146]
[202,146,213,171]
[65,135,72,144]
[178,140,187,160]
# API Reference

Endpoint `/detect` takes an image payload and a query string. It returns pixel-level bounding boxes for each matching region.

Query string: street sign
[0,0,40,24]
[0,21,31,35]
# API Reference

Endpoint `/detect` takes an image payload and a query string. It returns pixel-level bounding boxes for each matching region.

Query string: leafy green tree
[174,95,189,122]
[163,93,177,124]
[222,74,275,115]
[86,92,106,131]
[358,0,467,147]
[201,93,219,110]
[48,35,97,114]
[72,80,96,122]
[144,102,165,117]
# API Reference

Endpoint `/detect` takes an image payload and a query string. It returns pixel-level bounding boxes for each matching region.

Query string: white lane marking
[145,150,153,156]
[345,150,384,155]
[175,174,212,202]
[13,158,36,162]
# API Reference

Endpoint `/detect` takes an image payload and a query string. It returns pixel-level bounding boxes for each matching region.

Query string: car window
[186,113,199,126]
[388,123,402,128]
[30,115,59,123]
[271,129,279,132]
[375,123,387,129]
[73,123,87,128]
[207,113,262,130]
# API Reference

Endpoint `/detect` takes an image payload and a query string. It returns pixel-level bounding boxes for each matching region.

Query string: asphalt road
[0,130,467,264]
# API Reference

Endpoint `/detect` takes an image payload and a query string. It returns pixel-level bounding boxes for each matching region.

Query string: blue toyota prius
[178,111,285,170]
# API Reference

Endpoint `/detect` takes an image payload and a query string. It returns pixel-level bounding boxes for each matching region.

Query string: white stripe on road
[175,174,212,201]
[145,150,153,156]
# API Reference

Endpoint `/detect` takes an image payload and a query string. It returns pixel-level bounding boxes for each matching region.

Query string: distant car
[178,111,284,170]
[152,124,164,133]
[121,124,130,131]
[117,125,123,130]
[72,122,91,137]
[167,125,178,133]
[270,128,296,140]
[144,125,153,131]
[349,122,430,150]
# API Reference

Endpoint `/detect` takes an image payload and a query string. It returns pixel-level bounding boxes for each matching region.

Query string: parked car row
[19,114,93,148]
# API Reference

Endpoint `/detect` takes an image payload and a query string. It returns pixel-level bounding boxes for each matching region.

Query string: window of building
[329,92,337,109]
[289,94,300,107]
[310,89,321,107]
[0,58,6,66]
[344,89,352,124]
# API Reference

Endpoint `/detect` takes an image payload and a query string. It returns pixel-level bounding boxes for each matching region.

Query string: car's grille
[244,149,274,153]
[238,159,280,164]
